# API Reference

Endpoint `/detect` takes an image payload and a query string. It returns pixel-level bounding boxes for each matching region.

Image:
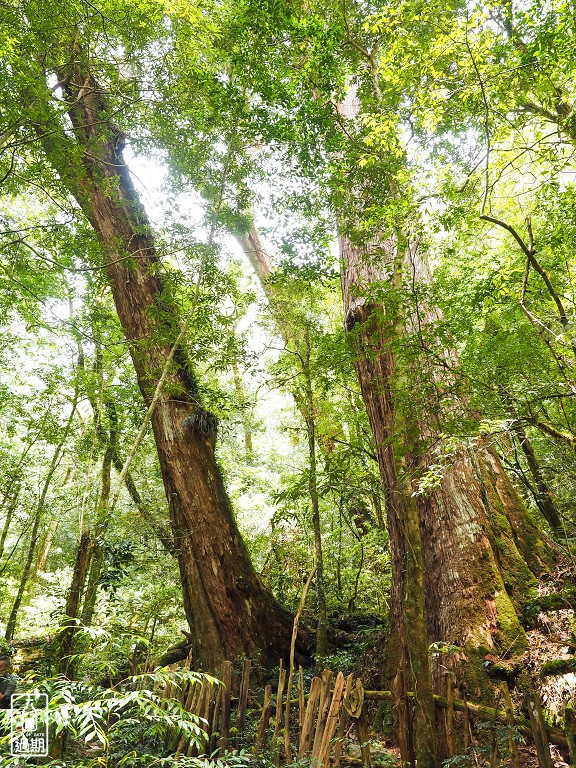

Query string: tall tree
[196,6,557,754]
[9,7,298,669]
[333,13,555,681]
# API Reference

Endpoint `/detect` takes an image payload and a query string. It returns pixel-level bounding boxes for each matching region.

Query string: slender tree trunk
[80,438,114,628]
[232,360,254,458]
[60,375,117,663]
[497,388,561,531]
[4,405,74,641]
[29,463,75,596]
[308,426,328,658]
[511,423,561,530]
[58,531,94,677]
[4,512,43,642]
[31,52,298,669]
[112,456,175,554]
[0,415,47,518]
[0,492,20,562]
[237,224,343,455]
[79,544,104,627]
[81,345,175,554]
[35,518,59,575]
[302,334,328,659]
[29,517,59,597]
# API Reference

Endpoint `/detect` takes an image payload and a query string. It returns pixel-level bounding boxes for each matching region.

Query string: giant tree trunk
[340,234,554,695]
[341,235,438,767]
[31,51,297,670]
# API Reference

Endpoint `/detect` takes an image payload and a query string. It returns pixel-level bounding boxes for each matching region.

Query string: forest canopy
[0,0,575,766]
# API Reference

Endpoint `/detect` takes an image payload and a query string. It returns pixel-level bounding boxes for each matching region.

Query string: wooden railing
[161,657,576,768]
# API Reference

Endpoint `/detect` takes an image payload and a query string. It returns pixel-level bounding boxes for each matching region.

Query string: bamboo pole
[489,689,502,768]
[318,672,346,766]
[186,680,207,756]
[463,695,471,751]
[236,659,251,733]
[333,673,354,768]
[284,567,316,763]
[392,671,413,768]
[205,686,216,753]
[257,685,274,751]
[500,682,520,768]
[527,687,554,768]
[298,666,306,732]
[220,661,233,752]
[210,686,222,753]
[199,682,213,753]
[311,669,334,759]
[357,710,371,768]
[299,676,321,758]
[273,659,286,766]
[444,672,456,758]
[362,690,568,748]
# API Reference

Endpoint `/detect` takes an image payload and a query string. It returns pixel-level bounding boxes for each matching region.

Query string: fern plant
[0,668,217,767]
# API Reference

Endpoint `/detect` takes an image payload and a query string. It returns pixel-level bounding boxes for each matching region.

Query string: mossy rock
[540,657,576,678]
[523,588,576,625]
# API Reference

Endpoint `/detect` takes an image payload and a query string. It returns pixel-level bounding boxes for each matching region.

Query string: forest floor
[5,561,575,767]
[337,733,569,767]
[524,557,576,724]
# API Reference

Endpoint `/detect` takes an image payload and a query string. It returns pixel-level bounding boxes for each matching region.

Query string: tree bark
[302,332,328,659]
[340,232,554,696]
[31,50,298,669]
[341,234,437,767]
[511,423,561,531]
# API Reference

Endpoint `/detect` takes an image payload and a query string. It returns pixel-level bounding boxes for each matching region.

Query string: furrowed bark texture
[340,234,554,699]
[33,54,297,670]
[341,234,438,767]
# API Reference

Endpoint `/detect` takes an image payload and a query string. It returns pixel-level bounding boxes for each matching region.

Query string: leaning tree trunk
[30,50,298,670]
[0,493,20,563]
[340,233,554,699]
[510,421,561,531]
[4,401,76,642]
